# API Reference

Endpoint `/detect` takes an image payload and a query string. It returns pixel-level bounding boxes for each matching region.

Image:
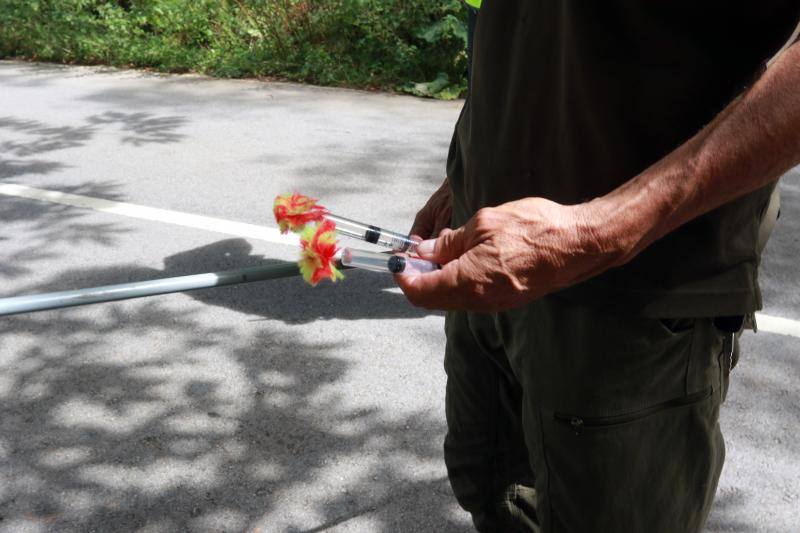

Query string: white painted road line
[2,183,799,338]
[0,183,298,247]
[756,313,800,338]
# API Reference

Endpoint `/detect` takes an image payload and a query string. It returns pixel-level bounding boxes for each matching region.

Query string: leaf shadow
[0,277,466,532]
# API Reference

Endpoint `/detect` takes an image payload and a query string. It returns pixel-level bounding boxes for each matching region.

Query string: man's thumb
[416,227,468,264]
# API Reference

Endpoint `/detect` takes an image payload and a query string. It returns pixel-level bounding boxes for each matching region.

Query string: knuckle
[436,234,452,254]
[497,270,526,294]
[473,208,496,232]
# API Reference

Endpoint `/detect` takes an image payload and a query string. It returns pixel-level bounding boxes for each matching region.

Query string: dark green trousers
[444,296,735,532]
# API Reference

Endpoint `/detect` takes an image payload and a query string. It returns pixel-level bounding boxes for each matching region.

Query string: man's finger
[395,261,464,310]
[415,225,469,264]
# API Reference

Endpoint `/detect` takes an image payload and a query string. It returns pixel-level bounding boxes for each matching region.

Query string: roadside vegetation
[0,0,468,99]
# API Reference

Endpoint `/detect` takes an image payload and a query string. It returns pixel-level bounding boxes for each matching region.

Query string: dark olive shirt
[448,0,800,316]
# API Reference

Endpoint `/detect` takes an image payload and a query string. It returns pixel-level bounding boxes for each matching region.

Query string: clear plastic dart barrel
[325,214,418,253]
[341,248,438,275]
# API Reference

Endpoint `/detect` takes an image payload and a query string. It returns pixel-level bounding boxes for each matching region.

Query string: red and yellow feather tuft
[273,193,328,234]
[298,219,344,286]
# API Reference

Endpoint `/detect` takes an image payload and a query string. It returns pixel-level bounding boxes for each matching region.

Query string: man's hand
[396,197,625,312]
[409,177,453,241]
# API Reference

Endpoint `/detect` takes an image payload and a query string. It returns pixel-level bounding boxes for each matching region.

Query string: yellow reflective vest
[464,0,481,8]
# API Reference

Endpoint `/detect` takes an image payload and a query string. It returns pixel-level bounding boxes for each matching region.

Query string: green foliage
[0,0,468,98]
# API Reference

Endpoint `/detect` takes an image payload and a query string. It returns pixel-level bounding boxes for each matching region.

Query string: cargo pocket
[553,386,712,436]
[656,317,696,336]
[536,388,723,533]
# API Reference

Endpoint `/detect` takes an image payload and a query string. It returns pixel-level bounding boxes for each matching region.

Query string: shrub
[0,0,468,98]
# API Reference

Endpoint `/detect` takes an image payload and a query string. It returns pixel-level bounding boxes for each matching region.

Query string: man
[397,2,800,532]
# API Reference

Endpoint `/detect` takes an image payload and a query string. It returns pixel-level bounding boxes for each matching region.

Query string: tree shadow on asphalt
[0,110,189,280]
[0,110,183,182]
[0,116,96,157]
[0,112,187,159]
[0,288,467,532]
[0,158,66,180]
[0,183,131,281]
[0,110,188,194]
[84,111,187,146]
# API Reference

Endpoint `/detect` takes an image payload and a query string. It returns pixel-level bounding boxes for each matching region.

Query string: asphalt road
[0,61,798,533]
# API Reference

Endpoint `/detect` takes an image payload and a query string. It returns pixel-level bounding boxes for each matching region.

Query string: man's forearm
[593,41,800,266]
